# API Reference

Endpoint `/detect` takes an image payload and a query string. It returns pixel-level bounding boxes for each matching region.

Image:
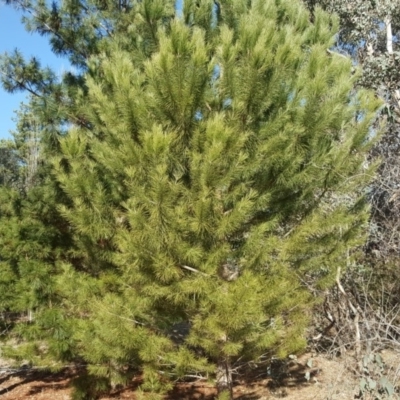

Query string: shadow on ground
[0,368,74,396]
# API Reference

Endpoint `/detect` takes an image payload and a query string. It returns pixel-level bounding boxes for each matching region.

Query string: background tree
[43,1,380,398]
[303,0,400,261]
[0,0,182,385]
[297,2,400,367]
[0,0,170,133]
[0,0,119,363]
[0,139,20,188]
[0,102,76,371]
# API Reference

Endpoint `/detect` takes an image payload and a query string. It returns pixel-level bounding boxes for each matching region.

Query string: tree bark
[216,356,233,400]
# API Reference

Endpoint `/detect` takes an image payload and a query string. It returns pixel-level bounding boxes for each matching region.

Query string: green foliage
[0,0,382,398]
[359,353,395,399]
[71,373,111,400]
[303,0,400,262]
[49,0,380,395]
[0,140,20,188]
[217,391,232,400]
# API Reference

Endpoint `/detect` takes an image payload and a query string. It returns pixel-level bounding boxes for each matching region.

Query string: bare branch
[180,265,210,277]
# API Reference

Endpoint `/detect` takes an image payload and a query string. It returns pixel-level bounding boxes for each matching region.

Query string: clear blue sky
[0,0,183,140]
[0,3,68,139]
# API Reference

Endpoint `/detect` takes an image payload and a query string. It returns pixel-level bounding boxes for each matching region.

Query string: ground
[0,351,398,399]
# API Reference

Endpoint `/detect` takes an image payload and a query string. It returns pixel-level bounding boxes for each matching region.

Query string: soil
[0,351,398,399]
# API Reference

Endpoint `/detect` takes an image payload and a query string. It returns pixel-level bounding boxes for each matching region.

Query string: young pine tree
[0,97,79,369]
[50,0,381,398]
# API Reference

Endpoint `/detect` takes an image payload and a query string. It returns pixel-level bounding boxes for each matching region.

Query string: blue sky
[0,3,67,139]
[0,0,183,140]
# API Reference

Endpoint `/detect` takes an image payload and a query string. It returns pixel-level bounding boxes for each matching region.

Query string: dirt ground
[0,351,398,399]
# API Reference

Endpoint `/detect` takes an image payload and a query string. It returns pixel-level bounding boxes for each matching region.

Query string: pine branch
[11,0,89,61]
[0,69,92,130]
[0,69,41,98]
[93,300,146,326]
[79,3,114,38]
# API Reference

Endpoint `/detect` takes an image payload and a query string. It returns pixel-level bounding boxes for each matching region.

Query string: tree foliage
[0,0,381,398]
[303,0,400,260]
[0,140,20,187]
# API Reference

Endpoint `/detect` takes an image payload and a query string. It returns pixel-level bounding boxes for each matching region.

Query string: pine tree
[0,140,20,188]
[1,0,172,131]
[0,0,133,373]
[0,97,78,369]
[41,0,381,398]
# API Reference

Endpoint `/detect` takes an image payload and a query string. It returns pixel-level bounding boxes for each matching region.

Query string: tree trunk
[216,356,233,400]
[385,16,393,55]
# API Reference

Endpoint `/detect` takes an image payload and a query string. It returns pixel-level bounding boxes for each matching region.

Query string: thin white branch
[385,17,400,113]
[180,265,210,277]
[385,16,393,55]
[326,49,349,60]
[336,267,361,362]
